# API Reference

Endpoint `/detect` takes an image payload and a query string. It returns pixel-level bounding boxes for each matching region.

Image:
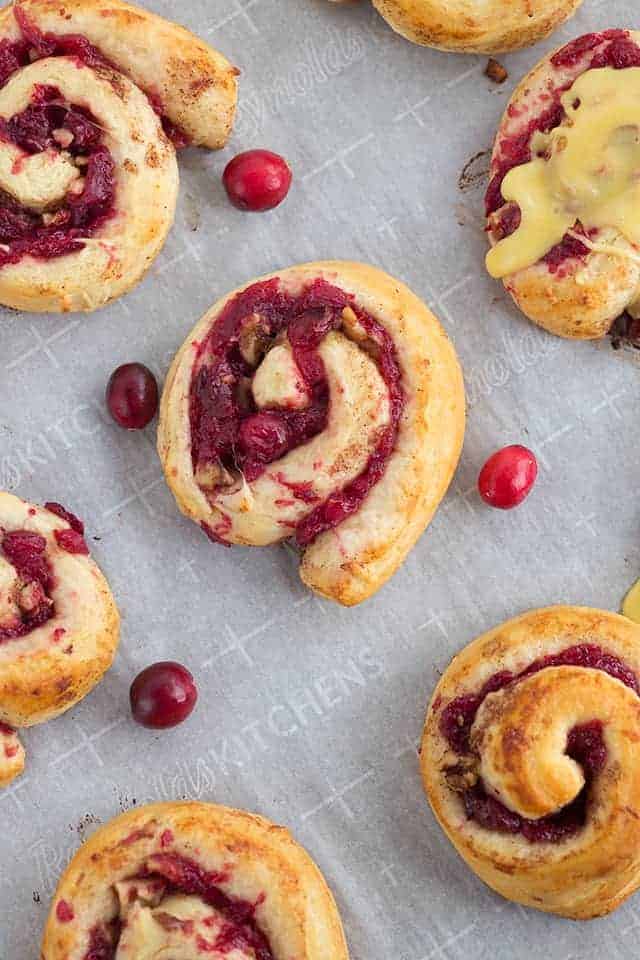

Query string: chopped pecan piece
[239,313,272,366]
[485,58,508,84]
[443,757,479,792]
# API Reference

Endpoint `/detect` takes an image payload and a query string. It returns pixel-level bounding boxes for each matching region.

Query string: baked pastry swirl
[41,801,350,959]
[0,492,119,787]
[158,261,465,606]
[486,30,640,339]
[421,606,640,919]
[0,0,238,312]
[329,0,583,54]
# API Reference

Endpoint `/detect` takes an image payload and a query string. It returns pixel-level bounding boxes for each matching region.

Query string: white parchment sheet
[1,0,639,957]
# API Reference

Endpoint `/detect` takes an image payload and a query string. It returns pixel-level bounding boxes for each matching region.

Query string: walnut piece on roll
[421,606,640,919]
[0,0,238,312]
[327,0,583,54]
[41,801,350,960]
[0,492,119,788]
[486,30,640,340]
[158,261,465,606]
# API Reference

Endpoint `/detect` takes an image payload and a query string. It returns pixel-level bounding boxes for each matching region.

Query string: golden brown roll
[0,0,238,312]
[0,492,119,787]
[485,30,640,339]
[421,606,640,919]
[158,261,465,606]
[329,0,583,53]
[41,801,350,960]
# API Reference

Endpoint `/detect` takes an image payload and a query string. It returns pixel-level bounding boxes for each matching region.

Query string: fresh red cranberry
[106,362,159,430]
[239,412,289,462]
[223,150,292,212]
[130,662,198,729]
[478,444,537,509]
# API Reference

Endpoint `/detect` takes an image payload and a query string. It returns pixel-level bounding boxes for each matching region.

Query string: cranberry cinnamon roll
[421,606,640,919]
[0,0,238,312]
[41,801,350,960]
[158,261,465,606]
[329,0,583,53]
[0,492,119,787]
[486,30,640,340]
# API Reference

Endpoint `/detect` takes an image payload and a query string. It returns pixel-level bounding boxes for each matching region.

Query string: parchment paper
[1,0,639,957]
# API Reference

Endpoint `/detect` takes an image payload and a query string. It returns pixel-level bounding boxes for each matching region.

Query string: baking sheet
[1,0,639,957]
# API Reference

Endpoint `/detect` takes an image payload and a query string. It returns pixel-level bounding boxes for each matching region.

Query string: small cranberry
[223,150,292,212]
[106,363,159,430]
[130,662,198,729]
[478,444,538,509]
[239,412,289,462]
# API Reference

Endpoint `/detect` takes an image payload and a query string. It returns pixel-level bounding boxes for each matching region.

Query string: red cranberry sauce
[486,30,640,270]
[44,502,85,534]
[83,926,117,960]
[439,644,638,843]
[0,82,115,266]
[45,501,89,554]
[83,853,274,960]
[14,6,189,149]
[0,529,54,642]
[190,278,404,546]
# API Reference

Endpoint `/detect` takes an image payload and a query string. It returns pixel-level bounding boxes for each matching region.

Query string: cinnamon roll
[41,801,350,960]
[328,0,583,54]
[0,0,238,312]
[421,606,640,919]
[0,492,119,787]
[158,261,465,606]
[486,30,640,339]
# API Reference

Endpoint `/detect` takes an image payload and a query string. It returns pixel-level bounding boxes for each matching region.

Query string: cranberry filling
[0,529,54,641]
[439,644,638,843]
[44,501,85,534]
[486,30,640,270]
[190,278,404,546]
[83,853,274,960]
[0,83,115,266]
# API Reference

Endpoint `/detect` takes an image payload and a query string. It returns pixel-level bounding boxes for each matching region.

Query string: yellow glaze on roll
[487,67,640,280]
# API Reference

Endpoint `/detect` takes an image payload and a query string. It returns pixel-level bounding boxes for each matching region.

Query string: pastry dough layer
[0,492,119,784]
[158,261,465,606]
[486,30,640,339]
[331,0,583,53]
[421,606,640,919]
[41,801,350,960]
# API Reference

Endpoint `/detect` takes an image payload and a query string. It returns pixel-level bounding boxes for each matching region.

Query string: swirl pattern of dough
[0,0,238,312]
[0,492,119,787]
[486,30,640,339]
[41,801,350,960]
[328,0,583,53]
[421,606,640,919]
[158,261,465,606]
